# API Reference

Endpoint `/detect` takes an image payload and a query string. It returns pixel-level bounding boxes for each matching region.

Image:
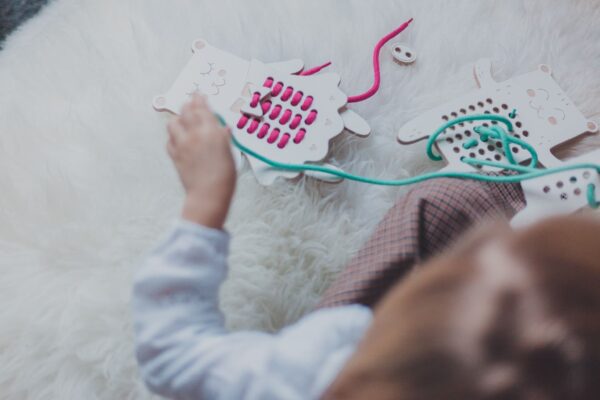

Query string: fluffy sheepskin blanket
[0,0,599,398]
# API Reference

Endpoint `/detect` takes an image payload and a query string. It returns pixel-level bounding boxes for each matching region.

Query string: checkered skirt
[317,177,525,309]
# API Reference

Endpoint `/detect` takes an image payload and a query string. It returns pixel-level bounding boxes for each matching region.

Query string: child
[132,95,600,399]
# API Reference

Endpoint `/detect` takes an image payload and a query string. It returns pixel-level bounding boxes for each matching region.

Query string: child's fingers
[181,108,203,128]
[166,138,177,159]
[167,117,187,145]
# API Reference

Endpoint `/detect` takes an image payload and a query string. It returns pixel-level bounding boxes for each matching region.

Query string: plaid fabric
[317,177,525,309]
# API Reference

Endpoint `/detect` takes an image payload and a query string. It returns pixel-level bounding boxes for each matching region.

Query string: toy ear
[153,95,167,111]
[538,64,552,75]
[587,120,599,133]
[191,39,208,53]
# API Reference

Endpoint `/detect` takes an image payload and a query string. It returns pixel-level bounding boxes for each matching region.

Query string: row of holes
[543,171,594,201]
[543,172,592,193]
[441,98,508,120]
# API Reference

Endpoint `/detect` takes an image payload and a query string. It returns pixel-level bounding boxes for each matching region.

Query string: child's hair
[324,216,600,400]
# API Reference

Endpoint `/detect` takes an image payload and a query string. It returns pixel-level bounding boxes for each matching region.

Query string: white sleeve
[132,220,372,400]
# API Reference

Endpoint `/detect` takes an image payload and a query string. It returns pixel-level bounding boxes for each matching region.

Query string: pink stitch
[305,110,318,125]
[272,82,284,96]
[291,91,303,106]
[258,123,270,138]
[261,100,272,114]
[263,77,274,88]
[279,109,292,125]
[247,118,259,133]
[281,87,294,101]
[290,114,302,129]
[250,92,261,108]
[237,115,249,129]
[278,133,291,148]
[347,18,413,103]
[267,128,280,143]
[301,96,314,111]
[269,105,282,119]
[293,128,306,143]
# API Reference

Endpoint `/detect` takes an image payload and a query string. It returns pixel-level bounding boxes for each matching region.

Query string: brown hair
[323,216,600,400]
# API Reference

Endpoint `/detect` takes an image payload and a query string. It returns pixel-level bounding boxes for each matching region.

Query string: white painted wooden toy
[154,20,413,185]
[397,59,599,172]
[511,149,600,228]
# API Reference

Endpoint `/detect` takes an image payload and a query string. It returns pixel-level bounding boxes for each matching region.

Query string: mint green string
[222,113,599,208]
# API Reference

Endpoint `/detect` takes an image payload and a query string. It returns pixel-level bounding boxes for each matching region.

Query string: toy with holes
[397,58,599,172]
[511,148,600,228]
[154,19,413,185]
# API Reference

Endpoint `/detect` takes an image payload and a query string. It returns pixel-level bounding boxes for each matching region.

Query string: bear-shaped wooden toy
[397,59,599,172]
[153,39,371,185]
[511,148,600,228]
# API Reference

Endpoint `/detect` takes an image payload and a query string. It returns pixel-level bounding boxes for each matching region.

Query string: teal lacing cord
[588,184,599,209]
[221,113,600,208]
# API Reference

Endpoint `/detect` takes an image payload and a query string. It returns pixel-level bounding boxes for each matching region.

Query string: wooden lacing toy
[154,19,414,185]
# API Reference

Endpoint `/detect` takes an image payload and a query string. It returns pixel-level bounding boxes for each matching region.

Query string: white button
[391,43,416,64]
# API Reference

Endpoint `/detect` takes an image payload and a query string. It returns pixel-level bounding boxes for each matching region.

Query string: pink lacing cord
[347,17,413,103]
[299,61,332,76]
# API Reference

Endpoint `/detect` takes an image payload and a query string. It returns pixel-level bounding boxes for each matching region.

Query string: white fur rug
[1,0,599,398]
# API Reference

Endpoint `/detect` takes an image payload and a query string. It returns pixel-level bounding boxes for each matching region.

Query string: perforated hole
[523,130,529,137]
[486,98,493,104]
[465,130,472,137]
[557,181,564,188]
[570,176,577,183]
[469,105,476,111]
[501,104,508,110]
[478,149,485,155]
[516,121,522,128]
[478,101,484,108]
[561,193,568,200]
[543,186,551,193]
[455,133,463,140]
[442,115,449,121]
[574,188,582,196]
[494,154,502,161]
[583,171,591,179]
[453,146,460,153]
[447,138,454,144]
[460,108,467,114]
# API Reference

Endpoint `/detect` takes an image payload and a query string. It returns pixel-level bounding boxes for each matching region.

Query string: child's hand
[167,94,236,229]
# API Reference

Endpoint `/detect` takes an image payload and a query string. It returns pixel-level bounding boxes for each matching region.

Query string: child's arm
[132,220,371,399]
[132,95,372,399]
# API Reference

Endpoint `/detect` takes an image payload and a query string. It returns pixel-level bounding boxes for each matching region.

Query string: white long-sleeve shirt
[132,220,372,400]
